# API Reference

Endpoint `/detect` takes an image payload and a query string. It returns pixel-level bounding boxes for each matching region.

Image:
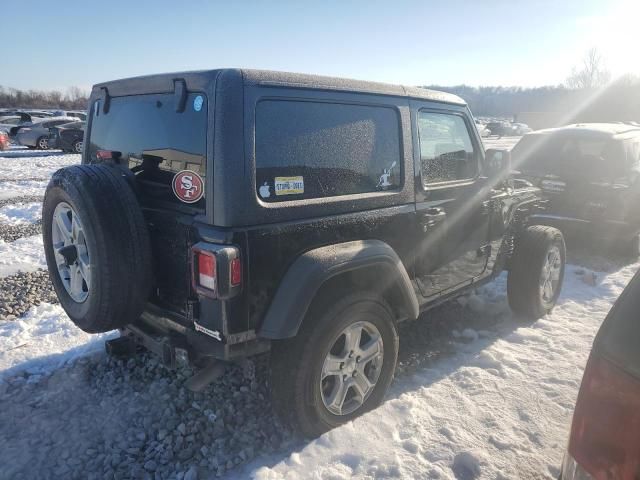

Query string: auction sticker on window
[274,176,304,196]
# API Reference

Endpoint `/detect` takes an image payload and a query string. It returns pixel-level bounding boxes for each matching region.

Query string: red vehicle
[561,269,640,479]
[0,130,10,150]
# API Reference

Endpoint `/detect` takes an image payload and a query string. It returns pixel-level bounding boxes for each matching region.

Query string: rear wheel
[72,140,83,154]
[36,136,48,150]
[270,292,398,438]
[507,225,566,321]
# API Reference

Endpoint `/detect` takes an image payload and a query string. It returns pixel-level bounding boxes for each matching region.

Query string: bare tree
[566,48,611,89]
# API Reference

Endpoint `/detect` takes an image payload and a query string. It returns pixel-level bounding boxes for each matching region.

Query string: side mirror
[485,148,512,185]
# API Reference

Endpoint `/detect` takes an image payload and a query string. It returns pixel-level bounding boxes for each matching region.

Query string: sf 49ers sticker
[172,170,204,204]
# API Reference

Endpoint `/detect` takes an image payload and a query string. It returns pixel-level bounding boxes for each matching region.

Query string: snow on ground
[0,202,41,225]
[0,179,49,200]
[0,149,77,174]
[0,235,46,276]
[250,261,639,479]
[0,303,114,380]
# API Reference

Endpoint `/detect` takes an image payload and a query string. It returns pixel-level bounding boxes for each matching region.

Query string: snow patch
[0,303,115,380]
[0,235,46,277]
[0,202,41,225]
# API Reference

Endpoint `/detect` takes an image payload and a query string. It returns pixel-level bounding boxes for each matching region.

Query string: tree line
[0,85,89,110]
[426,75,640,125]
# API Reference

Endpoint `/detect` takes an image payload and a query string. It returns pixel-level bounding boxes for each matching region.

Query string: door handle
[421,207,446,231]
[424,207,445,217]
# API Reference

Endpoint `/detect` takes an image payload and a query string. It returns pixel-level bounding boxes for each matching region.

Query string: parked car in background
[14,116,77,149]
[475,119,491,137]
[0,116,28,134]
[66,111,87,121]
[487,121,513,136]
[0,130,9,150]
[512,123,640,256]
[47,121,85,153]
[560,268,640,480]
[512,122,533,135]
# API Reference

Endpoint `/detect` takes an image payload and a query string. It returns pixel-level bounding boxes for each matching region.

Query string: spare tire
[43,164,152,333]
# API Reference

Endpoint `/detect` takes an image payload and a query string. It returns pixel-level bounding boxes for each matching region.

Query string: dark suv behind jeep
[43,69,566,437]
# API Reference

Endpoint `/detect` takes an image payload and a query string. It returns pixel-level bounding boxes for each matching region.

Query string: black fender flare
[258,239,419,339]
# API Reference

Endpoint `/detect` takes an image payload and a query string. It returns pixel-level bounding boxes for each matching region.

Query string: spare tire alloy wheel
[321,321,384,416]
[51,202,90,302]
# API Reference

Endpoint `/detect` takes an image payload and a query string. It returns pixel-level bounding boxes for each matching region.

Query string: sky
[3,0,639,92]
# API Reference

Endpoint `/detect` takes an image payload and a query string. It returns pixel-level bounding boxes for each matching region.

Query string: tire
[36,136,48,150]
[42,164,152,333]
[72,140,83,154]
[507,225,566,321]
[270,292,399,438]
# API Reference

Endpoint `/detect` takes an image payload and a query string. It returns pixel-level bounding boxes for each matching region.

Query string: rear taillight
[191,244,241,299]
[197,251,216,291]
[567,355,640,480]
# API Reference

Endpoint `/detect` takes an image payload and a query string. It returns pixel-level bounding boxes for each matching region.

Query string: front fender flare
[258,240,419,339]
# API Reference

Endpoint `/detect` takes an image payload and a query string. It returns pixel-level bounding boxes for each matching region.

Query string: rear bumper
[131,302,269,364]
[529,213,638,240]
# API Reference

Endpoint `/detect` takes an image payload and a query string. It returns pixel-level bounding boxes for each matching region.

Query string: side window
[255,100,401,202]
[418,111,477,185]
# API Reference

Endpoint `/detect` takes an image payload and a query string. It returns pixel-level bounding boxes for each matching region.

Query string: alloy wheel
[320,320,384,416]
[51,202,90,302]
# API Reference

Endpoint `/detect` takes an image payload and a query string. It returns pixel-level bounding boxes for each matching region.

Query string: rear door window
[418,111,477,185]
[255,100,401,202]
[87,93,207,209]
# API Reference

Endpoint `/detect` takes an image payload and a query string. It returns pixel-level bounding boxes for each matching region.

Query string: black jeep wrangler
[42,69,566,437]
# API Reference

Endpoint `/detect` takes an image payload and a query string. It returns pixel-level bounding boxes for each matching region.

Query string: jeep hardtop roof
[90,68,466,106]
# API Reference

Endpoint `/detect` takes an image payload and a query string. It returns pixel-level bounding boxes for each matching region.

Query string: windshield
[87,92,207,209]
[512,133,626,179]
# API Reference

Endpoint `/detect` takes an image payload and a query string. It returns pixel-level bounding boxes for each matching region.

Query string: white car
[474,120,491,137]
[512,123,533,135]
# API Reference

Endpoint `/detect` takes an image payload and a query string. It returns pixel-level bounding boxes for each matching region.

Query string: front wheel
[507,225,566,321]
[270,292,398,438]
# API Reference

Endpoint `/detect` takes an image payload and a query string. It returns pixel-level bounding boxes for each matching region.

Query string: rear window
[255,100,401,202]
[87,92,207,209]
[512,133,626,179]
